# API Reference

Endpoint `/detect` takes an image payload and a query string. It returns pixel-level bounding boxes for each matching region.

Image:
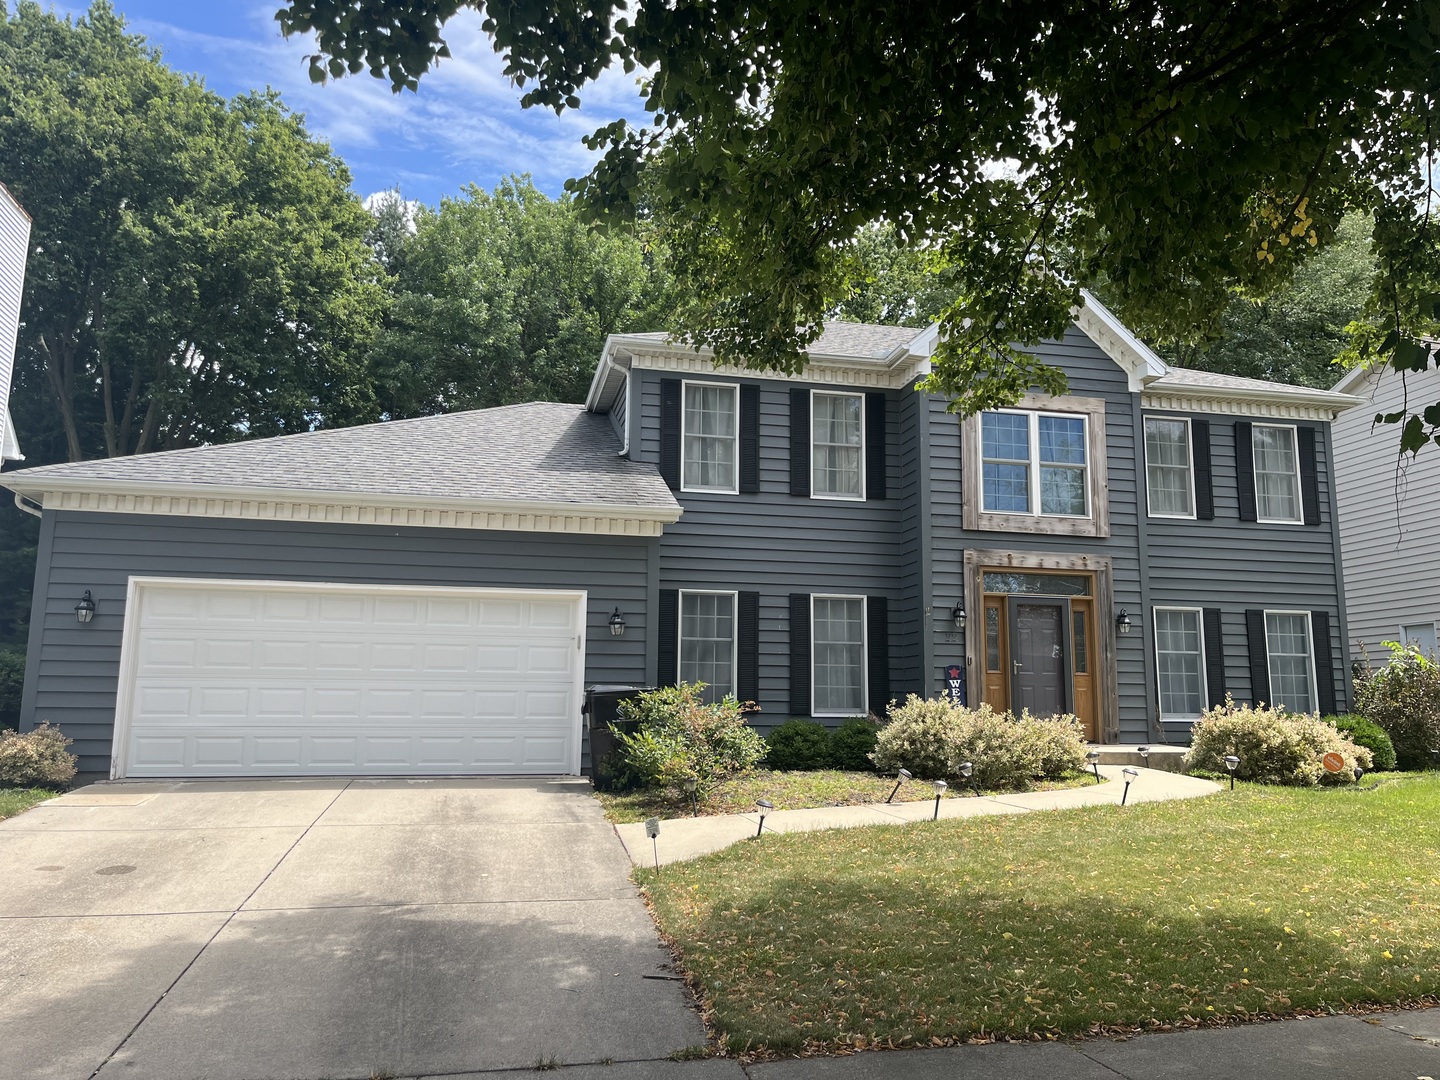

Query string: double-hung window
[1265,611,1316,713]
[679,591,736,702]
[1153,608,1206,721]
[1252,424,1302,524]
[812,595,866,716]
[980,410,1089,517]
[682,382,738,493]
[812,391,864,499]
[1145,417,1195,518]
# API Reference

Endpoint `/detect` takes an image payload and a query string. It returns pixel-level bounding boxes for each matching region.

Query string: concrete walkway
[615,765,1219,866]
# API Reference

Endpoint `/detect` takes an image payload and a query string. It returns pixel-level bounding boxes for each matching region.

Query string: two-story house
[2,296,1364,778]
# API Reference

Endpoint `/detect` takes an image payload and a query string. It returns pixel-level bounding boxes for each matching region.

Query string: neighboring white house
[0,182,30,464]
[1332,358,1440,662]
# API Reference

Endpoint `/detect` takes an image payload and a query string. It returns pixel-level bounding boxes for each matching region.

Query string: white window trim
[1397,620,1439,651]
[680,379,740,495]
[809,389,866,502]
[1152,605,1207,723]
[1252,422,1304,526]
[678,589,740,699]
[1143,415,1197,521]
[810,593,868,719]
[981,408,1091,520]
[1264,609,1319,714]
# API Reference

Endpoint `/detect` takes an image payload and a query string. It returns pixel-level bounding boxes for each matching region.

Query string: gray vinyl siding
[892,384,929,703]
[633,370,907,728]
[21,512,654,773]
[1332,364,1440,662]
[1144,412,1349,718]
[928,327,1150,739]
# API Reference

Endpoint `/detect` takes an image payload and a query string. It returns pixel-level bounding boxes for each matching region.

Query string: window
[679,591,736,701]
[1253,424,1302,524]
[682,382,738,493]
[980,410,1089,517]
[1265,611,1316,713]
[1145,417,1195,518]
[1402,622,1437,657]
[812,391,864,499]
[1154,608,1206,721]
[812,596,866,716]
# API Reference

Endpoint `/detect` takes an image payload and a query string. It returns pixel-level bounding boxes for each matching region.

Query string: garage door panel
[121,582,583,777]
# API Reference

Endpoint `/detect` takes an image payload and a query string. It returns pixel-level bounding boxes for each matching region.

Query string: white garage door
[115,578,585,778]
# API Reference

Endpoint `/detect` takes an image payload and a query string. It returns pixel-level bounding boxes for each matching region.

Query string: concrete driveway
[0,778,706,1080]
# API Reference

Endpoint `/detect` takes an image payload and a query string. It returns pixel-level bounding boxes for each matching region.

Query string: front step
[1091,744,1188,773]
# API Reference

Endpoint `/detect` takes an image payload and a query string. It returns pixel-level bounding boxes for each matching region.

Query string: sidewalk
[614,765,1219,866]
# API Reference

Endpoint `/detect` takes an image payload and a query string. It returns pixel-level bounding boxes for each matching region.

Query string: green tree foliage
[277,1,1440,447]
[368,175,675,415]
[1,1,384,463]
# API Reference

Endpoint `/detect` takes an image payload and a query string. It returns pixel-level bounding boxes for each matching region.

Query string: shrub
[765,719,831,771]
[827,717,879,772]
[0,648,23,731]
[1353,642,1440,769]
[1185,698,1372,786]
[871,695,1088,790]
[614,683,766,796]
[1325,713,1397,771]
[0,722,78,789]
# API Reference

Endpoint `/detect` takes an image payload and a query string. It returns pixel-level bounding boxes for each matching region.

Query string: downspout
[620,369,632,458]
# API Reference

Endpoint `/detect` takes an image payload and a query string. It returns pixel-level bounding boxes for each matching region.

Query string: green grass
[640,773,1440,1055]
[0,788,59,820]
[596,769,1090,824]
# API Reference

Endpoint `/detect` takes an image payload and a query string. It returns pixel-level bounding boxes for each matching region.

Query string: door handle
[1012,660,1023,674]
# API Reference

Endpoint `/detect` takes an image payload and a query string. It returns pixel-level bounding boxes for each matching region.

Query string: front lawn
[641,773,1440,1055]
[0,788,60,820]
[596,769,1090,824]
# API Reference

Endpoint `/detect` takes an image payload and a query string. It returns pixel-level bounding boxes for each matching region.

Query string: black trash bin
[583,684,653,778]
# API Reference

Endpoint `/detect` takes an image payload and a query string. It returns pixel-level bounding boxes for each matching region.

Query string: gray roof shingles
[2,402,679,512]
[1151,366,1358,399]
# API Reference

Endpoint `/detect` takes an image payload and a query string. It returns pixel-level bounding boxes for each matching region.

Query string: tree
[369,175,676,415]
[277,0,1440,447]
[1,1,383,463]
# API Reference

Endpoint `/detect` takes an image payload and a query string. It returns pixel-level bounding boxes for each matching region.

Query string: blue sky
[88,1,649,206]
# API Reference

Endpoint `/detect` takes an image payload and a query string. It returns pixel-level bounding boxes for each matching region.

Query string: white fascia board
[1331,363,1377,397]
[1074,290,1169,391]
[1,407,21,461]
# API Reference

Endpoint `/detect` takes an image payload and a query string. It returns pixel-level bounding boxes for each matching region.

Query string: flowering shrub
[871,695,1087,790]
[0,722,78,789]
[614,683,766,796]
[1354,642,1440,769]
[1324,713,1397,772]
[1185,698,1372,786]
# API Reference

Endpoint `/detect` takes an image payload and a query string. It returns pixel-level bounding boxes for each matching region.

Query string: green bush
[0,722,77,789]
[1185,698,1372,786]
[614,683,766,796]
[765,719,831,771]
[827,717,879,772]
[1324,713,1397,771]
[871,695,1088,790]
[1354,642,1440,769]
[0,647,24,732]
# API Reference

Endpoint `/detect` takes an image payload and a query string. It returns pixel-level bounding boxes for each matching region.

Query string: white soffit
[0,184,31,462]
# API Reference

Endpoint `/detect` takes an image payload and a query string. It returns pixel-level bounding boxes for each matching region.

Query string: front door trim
[963,549,1119,741]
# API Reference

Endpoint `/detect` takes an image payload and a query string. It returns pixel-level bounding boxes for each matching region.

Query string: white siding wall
[1332,364,1440,660]
[0,184,32,461]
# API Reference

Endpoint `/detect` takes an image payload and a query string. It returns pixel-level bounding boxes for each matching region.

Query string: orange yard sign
[1321,751,1346,774]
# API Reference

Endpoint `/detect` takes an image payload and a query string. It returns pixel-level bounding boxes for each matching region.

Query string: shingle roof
[2,402,679,512]
[1149,366,1361,402]
[616,321,922,361]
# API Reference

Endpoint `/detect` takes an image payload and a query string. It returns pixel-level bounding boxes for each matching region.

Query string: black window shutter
[1298,426,1321,526]
[1192,418,1215,521]
[1203,607,1226,708]
[789,593,811,714]
[659,379,682,491]
[1312,610,1337,715]
[866,596,890,716]
[739,385,760,494]
[865,392,887,501]
[737,592,760,702]
[658,589,679,685]
[1235,421,1257,522]
[1245,608,1269,706]
[789,388,810,497]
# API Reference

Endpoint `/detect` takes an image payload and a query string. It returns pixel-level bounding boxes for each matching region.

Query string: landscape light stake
[1086,749,1102,783]
[932,780,948,820]
[755,799,773,838]
[887,768,912,804]
[1121,767,1139,806]
[1223,755,1240,791]
[958,761,976,796]
[682,776,698,817]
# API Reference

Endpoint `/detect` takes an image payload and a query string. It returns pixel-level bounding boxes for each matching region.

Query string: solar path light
[1086,749,1102,783]
[1121,767,1139,806]
[958,760,975,796]
[1137,745,1150,766]
[1223,755,1240,790]
[755,798,773,837]
[887,768,912,804]
[682,776,698,817]
[932,779,948,820]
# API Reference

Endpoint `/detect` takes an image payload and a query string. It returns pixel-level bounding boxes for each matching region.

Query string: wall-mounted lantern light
[608,608,626,637]
[1116,608,1132,635]
[951,600,966,630]
[75,590,97,625]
